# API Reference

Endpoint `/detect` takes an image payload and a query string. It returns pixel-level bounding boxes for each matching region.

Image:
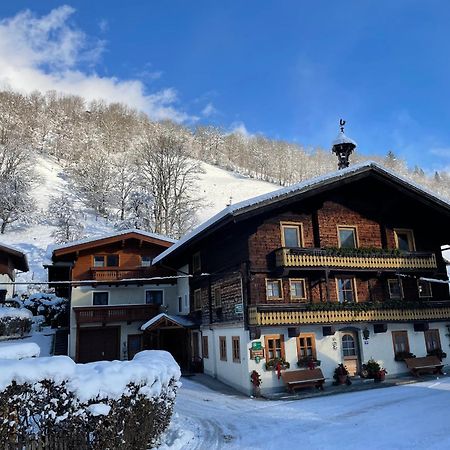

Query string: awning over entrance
[140,313,194,332]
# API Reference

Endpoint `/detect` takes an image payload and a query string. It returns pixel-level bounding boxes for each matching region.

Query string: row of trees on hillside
[0,89,449,242]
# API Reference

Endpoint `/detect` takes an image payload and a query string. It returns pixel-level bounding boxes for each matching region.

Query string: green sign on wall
[251,341,262,350]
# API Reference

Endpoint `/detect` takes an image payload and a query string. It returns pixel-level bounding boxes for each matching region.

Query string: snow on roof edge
[52,228,177,253]
[154,161,450,265]
[0,242,29,270]
[141,313,194,331]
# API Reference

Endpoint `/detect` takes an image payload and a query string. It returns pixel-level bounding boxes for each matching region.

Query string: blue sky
[0,1,450,170]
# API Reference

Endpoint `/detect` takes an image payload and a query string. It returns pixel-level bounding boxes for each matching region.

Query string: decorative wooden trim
[289,278,307,301]
[387,278,403,299]
[296,333,317,360]
[335,276,358,303]
[264,334,286,360]
[265,279,284,301]
[394,228,416,251]
[232,336,241,363]
[391,330,410,354]
[337,225,359,248]
[280,221,304,247]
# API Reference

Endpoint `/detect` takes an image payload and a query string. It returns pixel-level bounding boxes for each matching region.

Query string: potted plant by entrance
[333,364,351,386]
[365,358,381,379]
[374,368,387,382]
[250,370,262,397]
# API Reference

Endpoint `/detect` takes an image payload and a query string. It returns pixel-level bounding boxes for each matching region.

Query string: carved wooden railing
[74,304,159,324]
[91,267,153,281]
[248,304,450,326]
[275,248,437,270]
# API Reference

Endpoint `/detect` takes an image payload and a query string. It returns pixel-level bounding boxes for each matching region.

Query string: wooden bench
[281,368,325,392]
[404,356,444,377]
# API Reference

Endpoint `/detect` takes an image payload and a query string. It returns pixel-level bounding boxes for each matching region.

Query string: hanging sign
[249,348,265,360]
[251,341,262,350]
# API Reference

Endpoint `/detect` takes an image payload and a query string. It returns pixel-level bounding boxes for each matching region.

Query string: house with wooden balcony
[153,161,450,395]
[47,229,194,366]
[0,243,28,301]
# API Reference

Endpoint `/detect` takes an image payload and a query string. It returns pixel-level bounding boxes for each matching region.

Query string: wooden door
[127,334,142,360]
[341,332,359,376]
[78,327,120,363]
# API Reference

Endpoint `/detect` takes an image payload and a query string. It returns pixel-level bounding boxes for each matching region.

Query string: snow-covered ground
[163,376,450,450]
[0,326,54,357]
[1,156,277,284]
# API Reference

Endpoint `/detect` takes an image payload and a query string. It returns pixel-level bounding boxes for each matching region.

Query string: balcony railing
[91,267,153,281]
[74,304,159,324]
[248,303,450,326]
[275,247,437,270]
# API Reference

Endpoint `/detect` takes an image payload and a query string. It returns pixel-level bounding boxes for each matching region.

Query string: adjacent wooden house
[154,162,450,395]
[47,229,194,366]
[0,243,28,301]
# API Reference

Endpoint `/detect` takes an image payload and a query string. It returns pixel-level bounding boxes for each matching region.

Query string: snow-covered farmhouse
[0,243,28,301]
[47,230,195,366]
[153,161,450,395]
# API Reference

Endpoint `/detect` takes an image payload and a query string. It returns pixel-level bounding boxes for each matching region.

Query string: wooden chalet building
[154,161,450,395]
[0,243,29,301]
[47,229,195,367]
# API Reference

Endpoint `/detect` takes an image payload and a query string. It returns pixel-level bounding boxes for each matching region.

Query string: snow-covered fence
[0,351,181,449]
[0,307,32,340]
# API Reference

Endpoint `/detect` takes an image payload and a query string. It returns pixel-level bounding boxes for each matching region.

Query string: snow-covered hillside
[1,156,278,283]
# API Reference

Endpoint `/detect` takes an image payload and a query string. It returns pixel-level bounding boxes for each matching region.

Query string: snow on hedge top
[0,350,180,402]
[0,306,32,319]
[154,161,450,264]
[0,341,40,359]
[50,228,177,253]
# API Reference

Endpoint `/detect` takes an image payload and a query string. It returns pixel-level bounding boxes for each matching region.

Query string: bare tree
[48,194,84,243]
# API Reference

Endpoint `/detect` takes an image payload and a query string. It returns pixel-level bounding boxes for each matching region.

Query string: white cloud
[0,5,192,122]
[201,102,217,117]
[230,121,253,137]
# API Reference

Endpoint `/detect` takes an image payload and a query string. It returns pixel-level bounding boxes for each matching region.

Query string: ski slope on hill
[1,156,277,284]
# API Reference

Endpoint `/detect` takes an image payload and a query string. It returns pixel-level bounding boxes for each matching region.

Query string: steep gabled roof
[153,161,450,265]
[0,243,29,272]
[51,228,177,258]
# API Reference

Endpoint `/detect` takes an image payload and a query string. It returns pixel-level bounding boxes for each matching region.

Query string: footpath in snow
[165,375,450,450]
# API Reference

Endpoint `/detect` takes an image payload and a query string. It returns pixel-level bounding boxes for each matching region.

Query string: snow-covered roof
[0,242,29,272]
[141,313,195,331]
[154,161,450,265]
[51,228,177,254]
[331,131,357,147]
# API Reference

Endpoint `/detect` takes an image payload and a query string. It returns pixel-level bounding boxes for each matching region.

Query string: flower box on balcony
[265,358,290,371]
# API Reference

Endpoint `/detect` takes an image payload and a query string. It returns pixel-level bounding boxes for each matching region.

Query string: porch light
[331,119,357,169]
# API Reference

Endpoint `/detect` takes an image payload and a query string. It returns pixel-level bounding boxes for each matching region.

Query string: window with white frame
[338,226,358,249]
[281,223,303,247]
[93,291,109,305]
[336,278,356,303]
[289,279,306,300]
[145,290,163,306]
[266,279,283,300]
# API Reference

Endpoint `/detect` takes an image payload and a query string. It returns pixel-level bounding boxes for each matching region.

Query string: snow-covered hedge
[20,292,68,327]
[0,350,181,449]
[0,341,40,359]
[0,306,32,339]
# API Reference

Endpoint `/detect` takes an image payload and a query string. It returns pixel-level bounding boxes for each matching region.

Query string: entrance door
[341,332,359,376]
[78,327,120,363]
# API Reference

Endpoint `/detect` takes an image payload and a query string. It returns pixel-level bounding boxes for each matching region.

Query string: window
[178,296,183,313]
[214,286,222,308]
[394,229,416,252]
[192,252,201,273]
[424,329,441,353]
[392,331,410,354]
[145,290,163,306]
[281,223,303,247]
[106,254,119,267]
[194,289,202,310]
[266,279,283,300]
[232,336,241,363]
[336,277,356,303]
[338,226,358,249]
[289,279,306,301]
[264,334,285,360]
[219,336,227,361]
[141,256,152,267]
[342,334,356,357]
[93,255,105,268]
[93,291,109,306]
[418,280,432,298]
[202,336,209,359]
[297,334,316,359]
[388,279,403,299]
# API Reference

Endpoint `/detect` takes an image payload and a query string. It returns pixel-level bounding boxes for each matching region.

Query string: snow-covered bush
[20,292,68,327]
[0,351,180,449]
[0,306,32,339]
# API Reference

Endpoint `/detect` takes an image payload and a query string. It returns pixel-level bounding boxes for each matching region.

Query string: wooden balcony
[91,267,153,281]
[275,248,437,271]
[74,304,159,324]
[248,303,450,326]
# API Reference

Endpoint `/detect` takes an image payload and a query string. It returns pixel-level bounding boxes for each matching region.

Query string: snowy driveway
[168,376,450,449]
